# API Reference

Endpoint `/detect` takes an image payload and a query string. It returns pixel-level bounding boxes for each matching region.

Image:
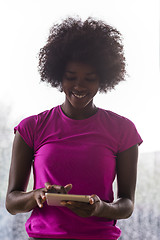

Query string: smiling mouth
[72,92,87,99]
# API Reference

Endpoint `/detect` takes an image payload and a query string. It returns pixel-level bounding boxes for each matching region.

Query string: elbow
[125,208,134,219]
[116,197,135,219]
[5,195,17,215]
[5,203,16,215]
[124,199,134,219]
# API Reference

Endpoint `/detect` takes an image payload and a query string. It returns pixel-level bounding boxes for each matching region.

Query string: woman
[6,17,142,240]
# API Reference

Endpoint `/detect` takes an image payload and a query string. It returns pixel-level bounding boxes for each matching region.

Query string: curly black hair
[38,16,126,93]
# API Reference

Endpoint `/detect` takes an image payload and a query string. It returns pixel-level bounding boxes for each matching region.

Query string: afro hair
[38,16,126,93]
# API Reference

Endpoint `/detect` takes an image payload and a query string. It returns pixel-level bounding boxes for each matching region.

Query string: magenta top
[14,105,142,239]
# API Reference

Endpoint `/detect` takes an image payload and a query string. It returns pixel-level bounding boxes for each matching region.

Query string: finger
[41,191,46,201]
[63,202,93,218]
[37,196,44,208]
[45,182,52,190]
[89,197,95,205]
[62,201,90,209]
[64,184,72,193]
[90,194,100,204]
[45,183,64,193]
[60,200,76,206]
[60,200,68,206]
[51,185,64,193]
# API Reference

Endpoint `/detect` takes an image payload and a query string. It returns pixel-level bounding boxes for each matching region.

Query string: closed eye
[65,77,76,81]
[85,78,97,82]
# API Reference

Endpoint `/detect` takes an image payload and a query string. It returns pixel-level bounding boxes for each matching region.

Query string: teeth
[72,93,86,98]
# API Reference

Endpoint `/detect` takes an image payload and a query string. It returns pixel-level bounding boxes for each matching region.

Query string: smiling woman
[6,16,142,240]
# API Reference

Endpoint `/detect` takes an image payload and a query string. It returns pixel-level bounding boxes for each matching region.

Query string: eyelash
[86,78,96,82]
[66,77,76,81]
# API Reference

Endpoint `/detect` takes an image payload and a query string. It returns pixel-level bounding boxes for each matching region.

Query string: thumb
[64,184,72,193]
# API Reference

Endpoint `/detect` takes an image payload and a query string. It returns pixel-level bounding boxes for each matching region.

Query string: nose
[74,85,86,92]
[73,78,87,91]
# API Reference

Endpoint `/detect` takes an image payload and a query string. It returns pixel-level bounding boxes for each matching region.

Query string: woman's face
[62,61,100,110]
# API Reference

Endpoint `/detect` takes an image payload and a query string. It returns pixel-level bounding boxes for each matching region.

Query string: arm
[62,144,138,219]
[5,132,46,215]
[96,144,138,219]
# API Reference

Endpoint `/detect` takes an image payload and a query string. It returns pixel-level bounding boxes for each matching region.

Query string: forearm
[97,198,134,220]
[6,190,37,215]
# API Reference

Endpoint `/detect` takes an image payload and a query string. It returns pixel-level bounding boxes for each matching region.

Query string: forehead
[64,61,97,75]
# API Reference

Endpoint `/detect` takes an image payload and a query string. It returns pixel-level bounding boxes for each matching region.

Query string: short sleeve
[14,115,38,149]
[118,117,143,153]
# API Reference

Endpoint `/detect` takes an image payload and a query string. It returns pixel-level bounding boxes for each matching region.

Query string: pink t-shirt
[14,105,142,239]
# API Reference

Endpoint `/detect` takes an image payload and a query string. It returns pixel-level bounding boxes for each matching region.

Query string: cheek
[62,82,70,92]
[91,85,99,95]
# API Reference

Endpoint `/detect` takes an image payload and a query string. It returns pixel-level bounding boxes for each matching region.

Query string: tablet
[45,193,91,206]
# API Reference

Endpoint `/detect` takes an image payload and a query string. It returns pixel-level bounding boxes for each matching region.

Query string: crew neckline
[58,105,100,122]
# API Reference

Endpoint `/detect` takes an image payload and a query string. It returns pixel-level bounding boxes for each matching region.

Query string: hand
[33,182,73,208]
[33,187,47,208]
[61,194,105,218]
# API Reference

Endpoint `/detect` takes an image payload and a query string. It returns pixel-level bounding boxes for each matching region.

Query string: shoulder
[35,106,59,128]
[18,106,58,128]
[98,108,142,152]
[14,106,59,149]
[99,108,135,127]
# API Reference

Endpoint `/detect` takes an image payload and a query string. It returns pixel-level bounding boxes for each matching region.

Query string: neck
[61,101,97,120]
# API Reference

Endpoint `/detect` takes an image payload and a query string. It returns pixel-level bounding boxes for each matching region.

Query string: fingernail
[89,198,94,205]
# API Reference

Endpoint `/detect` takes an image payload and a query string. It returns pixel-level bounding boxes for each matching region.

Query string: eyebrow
[65,71,97,76]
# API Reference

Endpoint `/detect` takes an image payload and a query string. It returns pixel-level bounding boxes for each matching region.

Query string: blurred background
[0,0,159,239]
